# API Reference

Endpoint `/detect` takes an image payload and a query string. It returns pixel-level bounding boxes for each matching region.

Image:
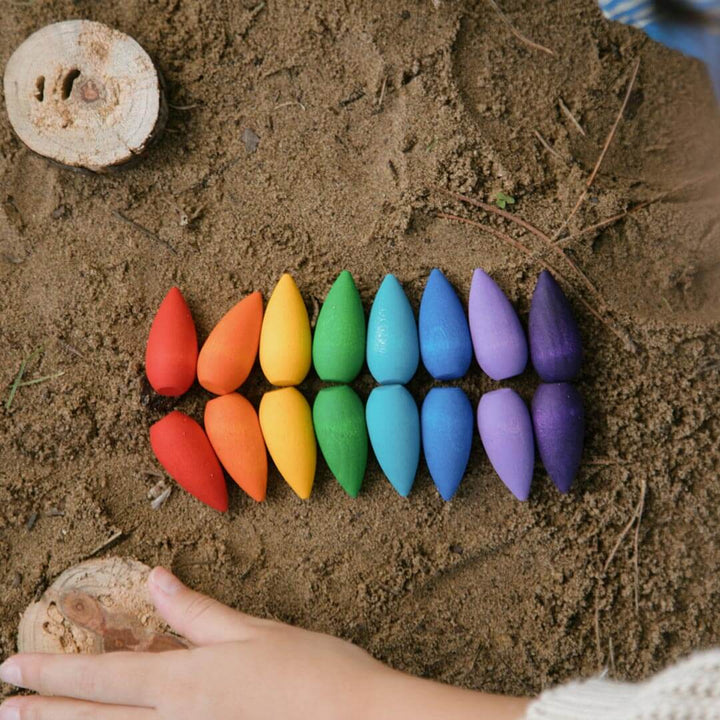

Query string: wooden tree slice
[4,21,166,172]
[18,557,188,654]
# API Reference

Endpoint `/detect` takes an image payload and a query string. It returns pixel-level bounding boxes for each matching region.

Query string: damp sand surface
[2,0,720,697]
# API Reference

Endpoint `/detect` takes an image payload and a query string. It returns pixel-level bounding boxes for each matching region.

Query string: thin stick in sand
[552,58,641,241]
[559,98,586,136]
[436,212,635,350]
[533,129,568,165]
[594,476,647,664]
[566,170,720,241]
[486,0,556,57]
[440,189,607,309]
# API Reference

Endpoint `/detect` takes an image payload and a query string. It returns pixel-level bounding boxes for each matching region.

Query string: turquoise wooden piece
[366,384,420,497]
[366,274,419,385]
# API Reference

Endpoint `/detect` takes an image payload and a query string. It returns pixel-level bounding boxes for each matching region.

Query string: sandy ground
[2,0,720,699]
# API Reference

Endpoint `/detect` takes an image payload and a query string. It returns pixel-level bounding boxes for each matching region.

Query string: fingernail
[149,567,182,596]
[0,660,22,687]
[0,699,21,720]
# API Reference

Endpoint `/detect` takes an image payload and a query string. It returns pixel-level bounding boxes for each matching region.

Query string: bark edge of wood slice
[4,20,167,172]
[18,557,187,655]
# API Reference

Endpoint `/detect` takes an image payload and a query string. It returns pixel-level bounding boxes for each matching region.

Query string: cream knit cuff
[524,649,720,720]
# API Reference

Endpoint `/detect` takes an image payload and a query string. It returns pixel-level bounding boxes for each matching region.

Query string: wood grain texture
[18,557,187,654]
[4,20,166,172]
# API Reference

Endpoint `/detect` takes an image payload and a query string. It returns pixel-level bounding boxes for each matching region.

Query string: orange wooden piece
[204,394,268,502]
[149,411,228,512]
[145,287,198,397]
[197,292,263,395]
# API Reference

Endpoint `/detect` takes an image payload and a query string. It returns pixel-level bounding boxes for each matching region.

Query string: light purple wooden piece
[468,269,528,381]
[477,388,534,501]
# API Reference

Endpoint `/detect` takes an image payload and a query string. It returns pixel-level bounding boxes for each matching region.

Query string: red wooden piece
[145,287,198,397]
[150,411,228,512]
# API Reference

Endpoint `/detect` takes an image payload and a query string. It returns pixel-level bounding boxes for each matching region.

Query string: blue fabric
[599,0,720,97]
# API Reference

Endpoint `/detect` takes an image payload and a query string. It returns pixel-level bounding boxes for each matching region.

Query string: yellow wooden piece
[259,274,311,386]
[259,387,316,500]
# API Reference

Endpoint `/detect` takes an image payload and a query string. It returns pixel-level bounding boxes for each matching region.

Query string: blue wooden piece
[419,269,472,380]
[421,387,474,501]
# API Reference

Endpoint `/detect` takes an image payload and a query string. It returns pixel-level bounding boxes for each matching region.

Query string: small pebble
[26,512,38,531]
[243,128,260,153]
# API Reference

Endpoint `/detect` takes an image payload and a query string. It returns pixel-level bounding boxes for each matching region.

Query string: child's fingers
[0,652,161,707]
[148,567,258,645]
[0,696,157,720]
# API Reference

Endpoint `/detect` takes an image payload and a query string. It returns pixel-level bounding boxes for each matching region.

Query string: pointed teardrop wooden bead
[145,287,198,397]
[468,269,527,381]
[366,384,420,497]
[197,292,263,395]
[259,387,316,499]
[204,393,268,502]
[150,411,227,512]
[529,271,583,382]
[531,383,584,494]
[366,274,419,384]
[313,386,368,498]
[419,269,472,380]
[259,274,311,386]
[312,271,366,383]
[421,387,473,501]
[477,388,534,501]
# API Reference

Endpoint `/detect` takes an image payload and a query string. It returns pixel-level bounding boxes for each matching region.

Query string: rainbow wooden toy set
[146,269,584,511]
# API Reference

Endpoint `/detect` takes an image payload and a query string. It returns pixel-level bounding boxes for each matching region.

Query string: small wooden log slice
[4,21,166,172]
[18,557,188,655]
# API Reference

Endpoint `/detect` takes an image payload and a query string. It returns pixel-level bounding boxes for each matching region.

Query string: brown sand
[2,0,720,700]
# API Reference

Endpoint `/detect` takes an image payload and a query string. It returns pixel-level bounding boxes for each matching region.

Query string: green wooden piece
[312,271,366,382]
[313,385,368,498]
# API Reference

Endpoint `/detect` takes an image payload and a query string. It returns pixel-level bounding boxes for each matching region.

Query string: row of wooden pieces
[150,380,584,511]
[145,267,583,399]
[145,269,584,509]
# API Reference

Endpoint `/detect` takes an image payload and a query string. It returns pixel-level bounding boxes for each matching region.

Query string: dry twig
[559,98,586,136]
[85,530,127,559]
[594,477,647,664]
[436,212,634,349]
[553,58,641,241]
[486,0,556,56]
[533,130,568,165]
[441,189,606,308]
[112,211,177,254]
[633,478,647,614]
[168,102,202,111]
[565,170,720,242]
[377,76,388,109]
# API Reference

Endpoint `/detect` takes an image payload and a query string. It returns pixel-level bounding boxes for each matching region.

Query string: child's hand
[0,567,530,720]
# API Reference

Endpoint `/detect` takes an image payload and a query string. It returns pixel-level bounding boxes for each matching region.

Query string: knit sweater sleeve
[523,649,720,720]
